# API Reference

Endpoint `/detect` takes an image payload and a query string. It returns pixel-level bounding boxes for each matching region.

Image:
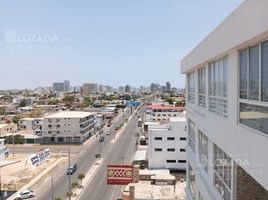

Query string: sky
[0,0,244,90]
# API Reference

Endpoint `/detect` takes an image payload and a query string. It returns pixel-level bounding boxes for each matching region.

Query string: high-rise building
[53,82,64,92]
[181,1,268,200]
[64,80,70,92]
[166,81,171,92]
[125,85,131,93]
[161,85,166,93]
[119,86,124,93]
[83,83,98,94]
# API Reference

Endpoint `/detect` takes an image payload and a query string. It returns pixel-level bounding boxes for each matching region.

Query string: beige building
[42,111,95,144]
[0,123,17,136]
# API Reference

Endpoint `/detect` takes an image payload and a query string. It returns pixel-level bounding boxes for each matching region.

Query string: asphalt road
[28,108,135,200]
[79,110,138,200]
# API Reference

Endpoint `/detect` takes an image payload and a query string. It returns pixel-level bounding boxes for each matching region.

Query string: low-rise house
[42,111,95,144]
[0,139,9,158]
[148,118,186,170]
[0,123,17,136]
[145,105,184,123]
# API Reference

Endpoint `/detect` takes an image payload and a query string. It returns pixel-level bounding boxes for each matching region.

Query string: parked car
[99,136,105,142]
[106,131,111,135]
[67,164,77,175]
[107,123,112,127]
[15,190,35,199]
[99,130,103,134]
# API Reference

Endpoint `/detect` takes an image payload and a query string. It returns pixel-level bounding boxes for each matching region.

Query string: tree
[175,101,183,107]
[165,98,174,105]
[19,100,27,107]
[72,182,79,195]
[12,115,21,124]
[54,198,62,200]
[65,192,73,198]
[95,153,101,160]
[48,99,59,105]
[78,174,85,185]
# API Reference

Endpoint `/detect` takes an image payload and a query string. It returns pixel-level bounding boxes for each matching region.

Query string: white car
[16,190,35,199]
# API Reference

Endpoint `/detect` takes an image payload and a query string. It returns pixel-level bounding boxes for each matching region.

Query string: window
[48,131,52,134]
[167,148,175,152]
[57,131,60,134]
[155,148,162,152]
[188,164,196,199]
[209,56,228,117]
[262,41,268,101]
[187,72,195,104]
[48,125,52,128]
[239,40,268,135]
[180,148,186,152]
[178,160,186,163]
[188,119,195,153]
[180,137,186,141]
[198,67,206,107]
[167,137,175,140]
[166,160,176,163]
[154,137,162,140]
[214,144,231,200]
[198,191,204,200]
[198,130,208,171]
[239,103,268,135]
[239,49,248,99]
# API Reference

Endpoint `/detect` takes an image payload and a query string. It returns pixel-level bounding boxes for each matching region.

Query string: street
[27,108,137,200]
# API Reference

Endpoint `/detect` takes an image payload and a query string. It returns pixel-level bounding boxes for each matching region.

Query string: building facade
[145,105,184,123]
[181,1,268,200]
[42,111,95,144]
[83,83,98,94]
[148,118,186,170]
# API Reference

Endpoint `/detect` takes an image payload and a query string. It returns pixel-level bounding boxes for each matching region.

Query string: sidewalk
[7,157,66,200]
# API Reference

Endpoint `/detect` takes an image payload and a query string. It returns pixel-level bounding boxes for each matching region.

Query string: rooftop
[44,111,94,119]
[146,105,184,110]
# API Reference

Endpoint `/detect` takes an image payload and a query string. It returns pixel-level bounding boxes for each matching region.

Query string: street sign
[107,165,133,185]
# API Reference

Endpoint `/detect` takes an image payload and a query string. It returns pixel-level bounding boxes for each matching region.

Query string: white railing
[209,96,228,118]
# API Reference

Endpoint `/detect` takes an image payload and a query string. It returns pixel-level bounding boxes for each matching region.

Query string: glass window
[187,72,195,104]
[261,41,268,101]
[214,144,231,200]
[209,56,228,117]
[240,103,268,135]
[166,160,176,163]
[167,137,175,140]
[154,148,162,152]
[154,137,162,140]
[167,148,175,152]
[188,119,195,153]
[249,45,259,100]
[240,49,248,99]
[188,164,197,199]
[198,130,208,171]
[198,67,206,107]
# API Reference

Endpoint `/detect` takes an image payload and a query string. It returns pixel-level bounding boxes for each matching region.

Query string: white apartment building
[148,118,186,170]
[83,83,98,94]
[18,118,43,131]
[42,111,95,144]
[145,105,184,123]
[181,1,268,200]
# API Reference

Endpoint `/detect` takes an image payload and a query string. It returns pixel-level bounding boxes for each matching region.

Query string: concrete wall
[148,119,186,170]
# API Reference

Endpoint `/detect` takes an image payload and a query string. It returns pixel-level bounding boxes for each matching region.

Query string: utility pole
[51,176,54,200]
[68,148,71,200]
[12,133,15,156]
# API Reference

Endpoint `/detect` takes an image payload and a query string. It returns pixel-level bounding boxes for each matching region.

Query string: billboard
[29,148,51,168]
[107,165,133,185]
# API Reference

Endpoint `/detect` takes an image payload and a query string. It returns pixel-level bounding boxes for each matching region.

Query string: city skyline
[0,0,243,89]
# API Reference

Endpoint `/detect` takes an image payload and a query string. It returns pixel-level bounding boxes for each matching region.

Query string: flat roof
[44,111,94,119]
[170,117,186,122]
[146,105,184,110]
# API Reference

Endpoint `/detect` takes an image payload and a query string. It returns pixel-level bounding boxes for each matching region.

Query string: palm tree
[78,174,85,185]
[65,191,73,199]
[72,182,79,195]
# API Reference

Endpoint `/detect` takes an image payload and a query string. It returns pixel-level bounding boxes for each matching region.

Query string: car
[107,123,112,127]
[106,132,111,135]
[67,164,77,175]
[15,190,35,199]
[99,130,103,134]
